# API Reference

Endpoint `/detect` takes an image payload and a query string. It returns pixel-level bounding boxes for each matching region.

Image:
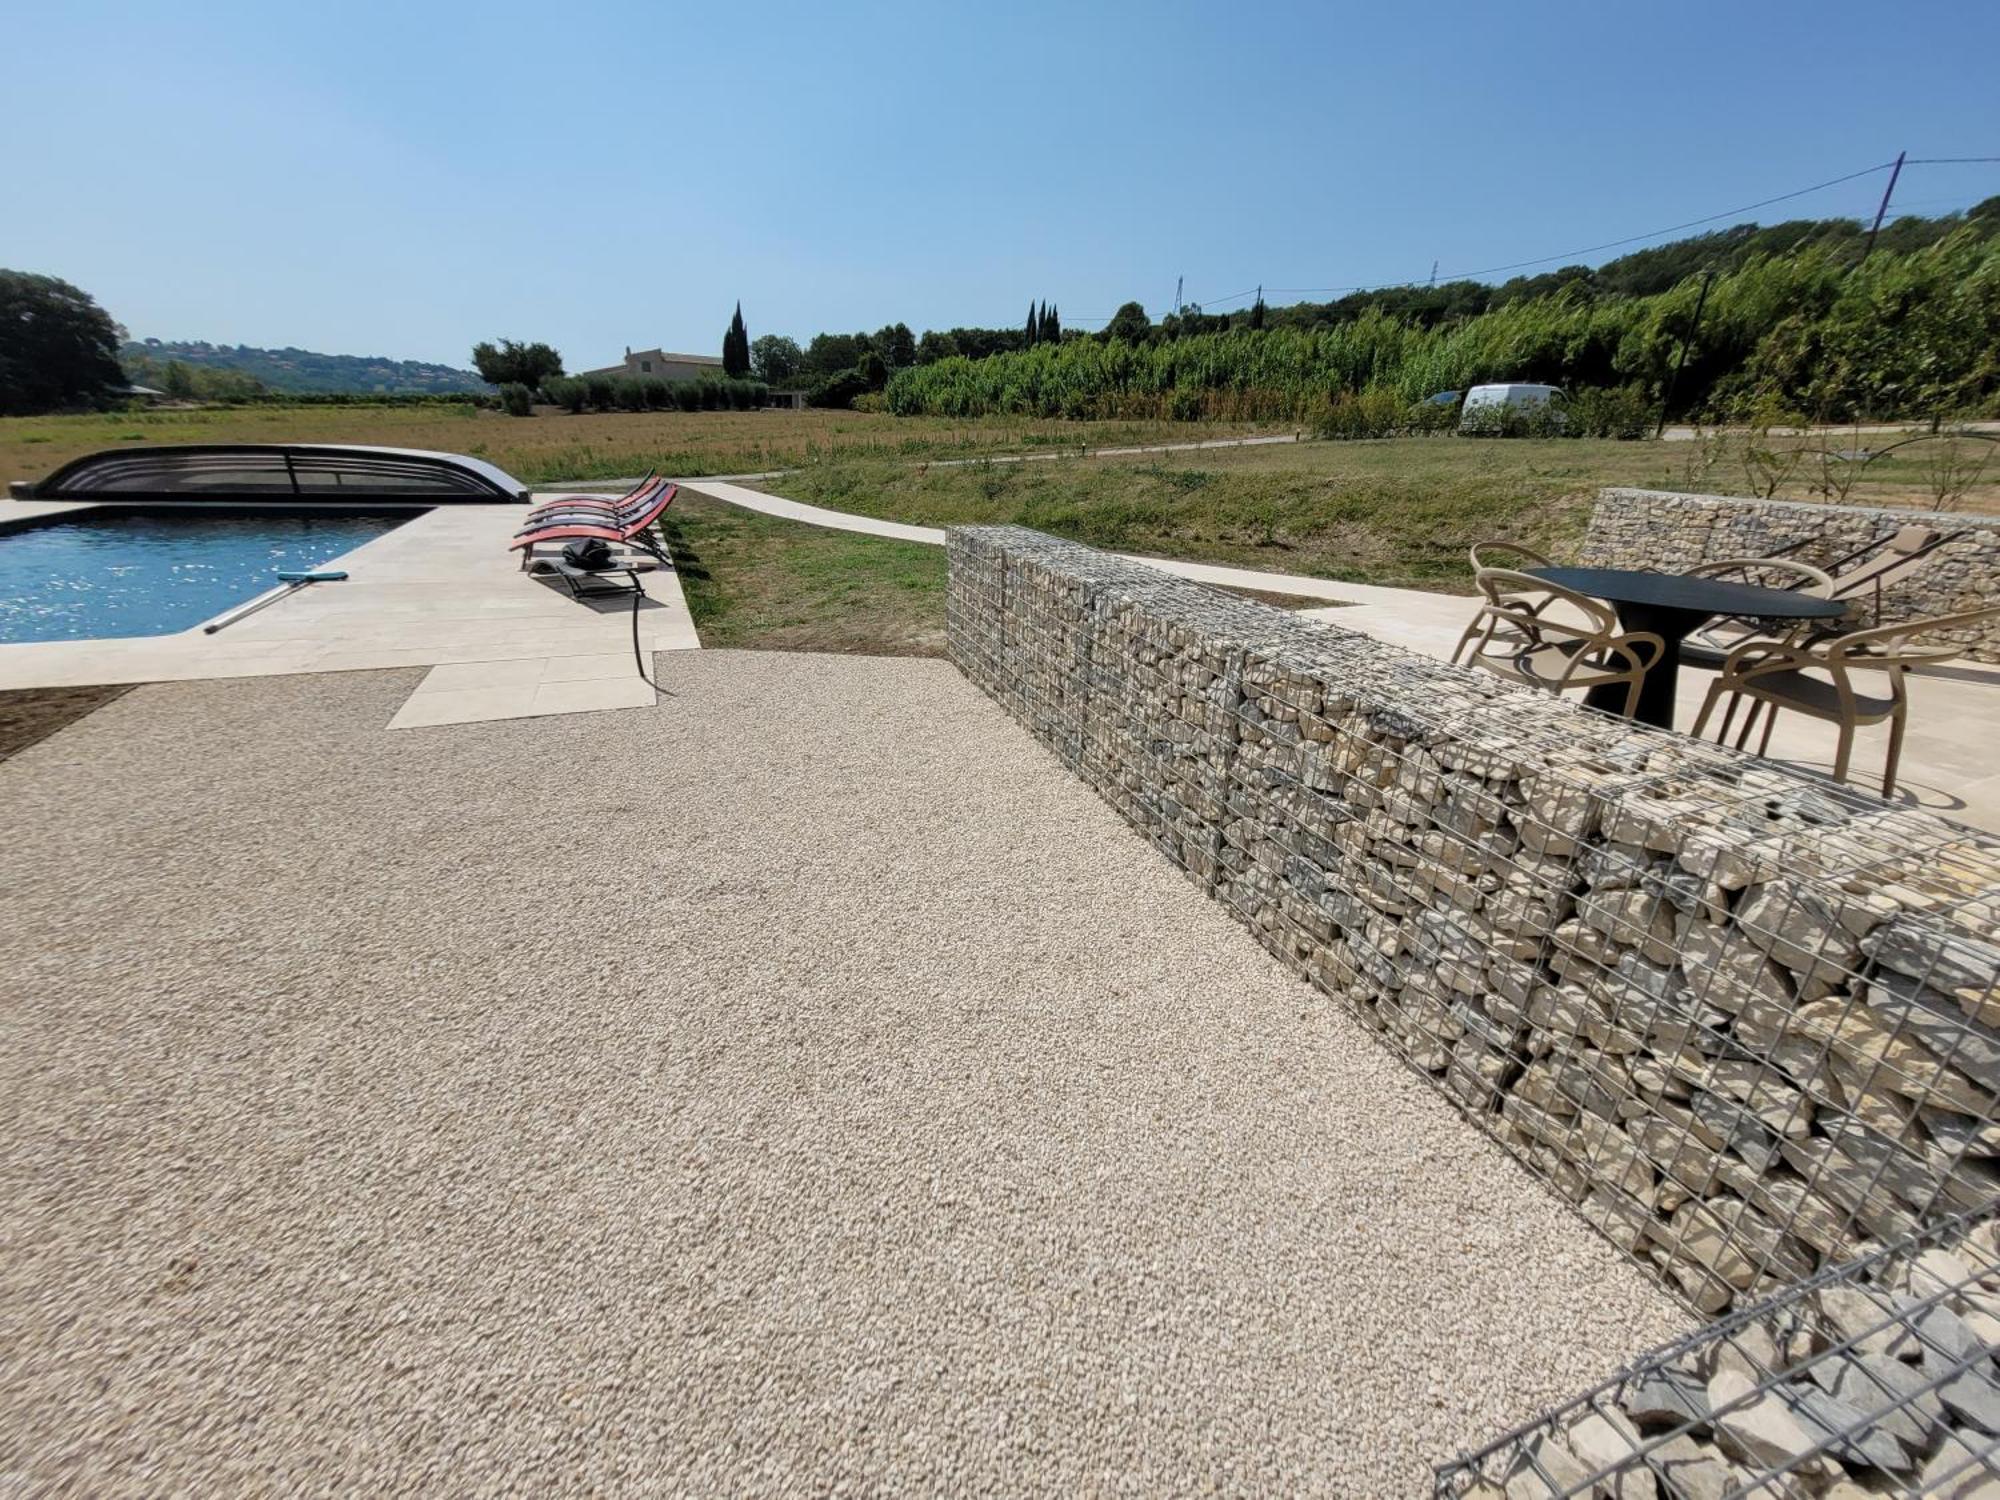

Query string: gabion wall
[947,525,2000,1322]
[1579,487,2000,662]
[1435,1206,2000,1496]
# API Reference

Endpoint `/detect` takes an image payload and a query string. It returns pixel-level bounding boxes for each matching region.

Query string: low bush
[809,370,871,410]
[1313,387,1406,440]
[499,382,534,417]
[612,379,647,413]
[541,377,587,413]
[1566,383,1654,439]
[1457,399,1568,439]
[672,381,701,412]
[584,374,615,411]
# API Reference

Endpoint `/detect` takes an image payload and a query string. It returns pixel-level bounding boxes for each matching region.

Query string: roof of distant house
[628,348,724,366]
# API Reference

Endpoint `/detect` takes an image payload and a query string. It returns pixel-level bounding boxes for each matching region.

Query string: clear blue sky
[10,0,1998,369]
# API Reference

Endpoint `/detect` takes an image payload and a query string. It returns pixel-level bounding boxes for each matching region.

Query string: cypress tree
[1025,301,1038,347]
[1048,304,1061,342]
[724,303,750,377]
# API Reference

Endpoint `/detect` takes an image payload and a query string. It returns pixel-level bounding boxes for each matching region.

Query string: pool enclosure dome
[9,444,532,504]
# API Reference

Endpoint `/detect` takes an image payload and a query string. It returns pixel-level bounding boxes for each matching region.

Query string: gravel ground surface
[0,653,1689,1494]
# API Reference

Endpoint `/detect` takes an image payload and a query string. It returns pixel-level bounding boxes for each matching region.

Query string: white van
[1458,383,1567,434]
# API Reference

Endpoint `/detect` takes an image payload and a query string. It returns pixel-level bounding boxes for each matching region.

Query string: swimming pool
[0,507,418,643]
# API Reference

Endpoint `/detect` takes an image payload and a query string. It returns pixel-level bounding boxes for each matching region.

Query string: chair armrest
[1609,631,1665,673]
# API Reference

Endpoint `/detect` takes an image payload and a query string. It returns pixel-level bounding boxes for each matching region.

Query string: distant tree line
[885,212,2000,427]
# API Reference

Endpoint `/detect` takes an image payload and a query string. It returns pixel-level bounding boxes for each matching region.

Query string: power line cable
[1265,159,1900,297]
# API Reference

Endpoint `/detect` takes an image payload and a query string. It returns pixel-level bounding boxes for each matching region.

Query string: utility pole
[1654,268,1716,439]
[1860,151,1907,263]
[1429,259,1439,287]
[1173,274,1183,315]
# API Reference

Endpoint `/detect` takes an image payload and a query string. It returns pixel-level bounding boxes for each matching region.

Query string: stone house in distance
[578,347,725,384]
[576,346,808,408]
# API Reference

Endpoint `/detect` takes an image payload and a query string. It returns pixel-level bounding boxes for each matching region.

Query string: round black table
[1528,567,1847,729]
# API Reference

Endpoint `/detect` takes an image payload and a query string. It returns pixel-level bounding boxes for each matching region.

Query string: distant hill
[121,340,493,395]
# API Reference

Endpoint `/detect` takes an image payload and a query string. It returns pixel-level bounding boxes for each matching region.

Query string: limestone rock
[1706,1369,1837,1477]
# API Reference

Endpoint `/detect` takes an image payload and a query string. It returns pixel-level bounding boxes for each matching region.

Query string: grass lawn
[752,433,2000,593]
[658,492,947,656]
[0,405,1288,491]
[745,438,1648,591]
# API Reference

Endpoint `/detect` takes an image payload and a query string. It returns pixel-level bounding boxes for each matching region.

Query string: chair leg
[1693,681,1727,741]
[1757,705,1778,757]
[1732,698,1764,752]
[1883,709,1907,798]
[1830,721,1854,785]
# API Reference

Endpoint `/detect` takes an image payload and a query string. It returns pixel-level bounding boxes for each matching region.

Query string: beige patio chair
[1819,524,1965,625]
[1460,569,1665,717]
[1449,541,1558,666]
[1678,556,1837,668]
[1691,605,2000,796]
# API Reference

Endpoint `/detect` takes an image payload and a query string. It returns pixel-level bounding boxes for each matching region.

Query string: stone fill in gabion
[1435,1207,2000,1497]
[947,525,2000,1321]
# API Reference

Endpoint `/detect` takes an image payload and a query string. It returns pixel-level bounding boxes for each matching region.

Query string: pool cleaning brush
[202,570,349,634]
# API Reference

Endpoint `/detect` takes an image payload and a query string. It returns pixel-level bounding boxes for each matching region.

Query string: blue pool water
[0,507,416,643]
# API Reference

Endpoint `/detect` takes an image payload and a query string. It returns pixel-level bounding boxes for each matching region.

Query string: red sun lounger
[524,472,660,522]
[511,483,678,567]
[518,480,672,535]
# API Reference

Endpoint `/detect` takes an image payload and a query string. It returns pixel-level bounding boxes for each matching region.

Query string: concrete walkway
[0,501,700,726]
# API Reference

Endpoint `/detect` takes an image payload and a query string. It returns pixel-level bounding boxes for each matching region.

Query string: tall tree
[873,322,917,369]
[1039,302,1060,343]
[1103,301,1150,344]
[0,270,125,414]
[470,339,563,389]
[1025,301,1039,346]
[723,303,750,378]
[749,333,801,386]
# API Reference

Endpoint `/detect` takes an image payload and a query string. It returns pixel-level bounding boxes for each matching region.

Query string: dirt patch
[0,684,137,762]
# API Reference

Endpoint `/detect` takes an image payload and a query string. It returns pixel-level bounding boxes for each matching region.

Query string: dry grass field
[0,405,1285,490]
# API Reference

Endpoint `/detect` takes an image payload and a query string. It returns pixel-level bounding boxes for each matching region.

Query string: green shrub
[672,381,700,412]
[541,377,587,413]
[809,370,870,409]
[1403,396,1459,435]
[499,382,534,417]
[584,374,615,410]
[1566,383,1654,439]
[638,376,670,410]
[851,392,888,414]
[1313,386,1405,439]
[611,379,647,413]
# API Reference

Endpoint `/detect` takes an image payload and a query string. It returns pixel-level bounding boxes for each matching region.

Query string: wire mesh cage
[1434,1201,2000,1497]
[946,526,2000,1329]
